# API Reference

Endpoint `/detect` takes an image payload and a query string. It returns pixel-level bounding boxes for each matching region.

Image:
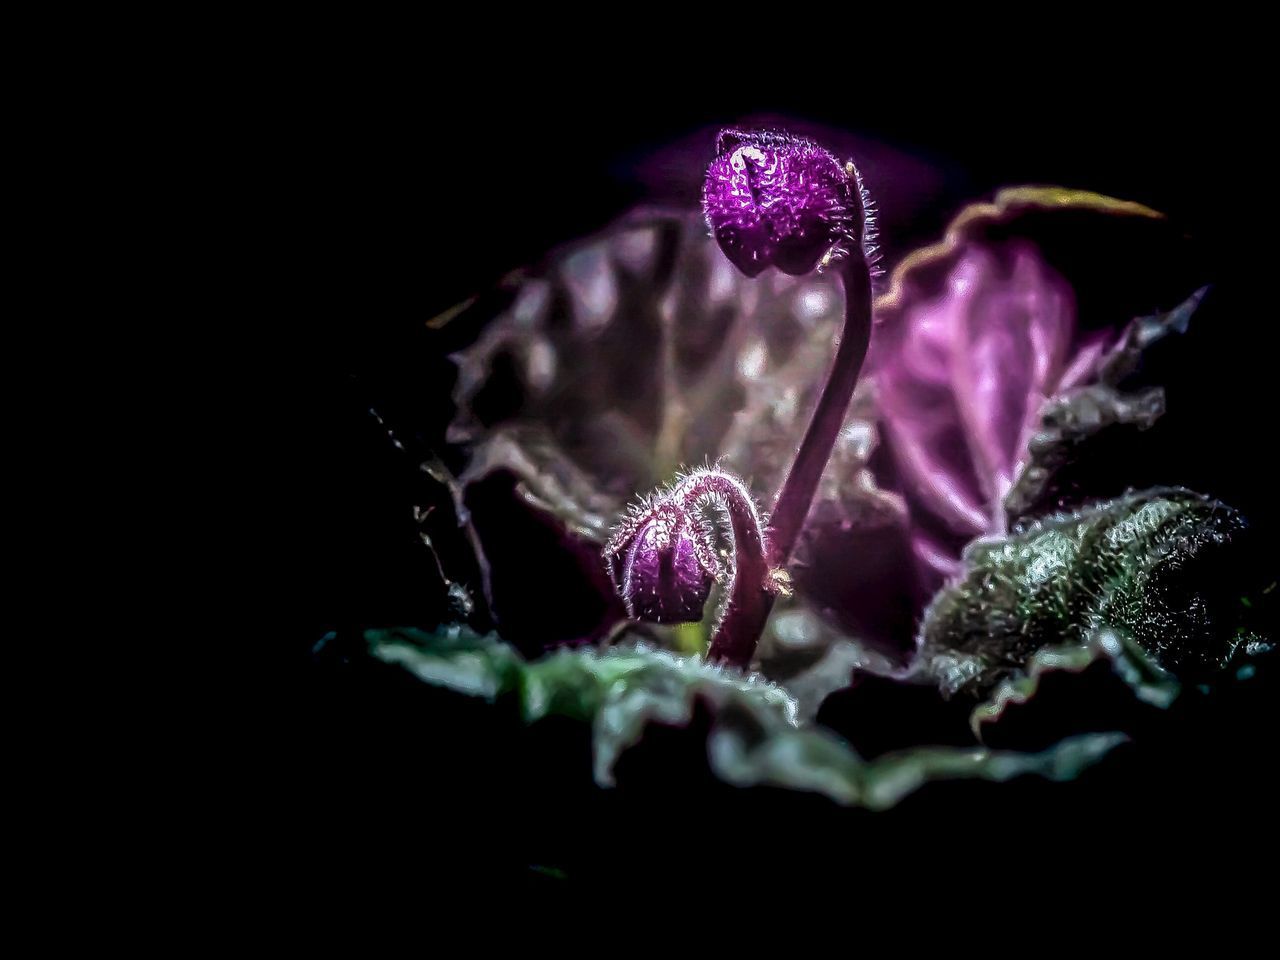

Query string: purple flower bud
[620,514,713,623]
[702,129,859,278]
[605,501,717,625]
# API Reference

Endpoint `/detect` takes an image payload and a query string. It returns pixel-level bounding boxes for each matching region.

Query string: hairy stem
[707,255,873,667]
[671,470,771,666]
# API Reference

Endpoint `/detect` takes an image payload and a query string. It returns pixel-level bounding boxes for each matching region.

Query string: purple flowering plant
[351,125,1272,811]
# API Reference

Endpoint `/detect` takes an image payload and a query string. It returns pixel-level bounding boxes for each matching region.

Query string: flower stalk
[605,466,785,636]
[607,128,876,670]
[708,252,872,666]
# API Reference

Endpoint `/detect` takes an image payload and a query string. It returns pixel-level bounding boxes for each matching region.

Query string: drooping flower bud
[698,128,879,667]
[702,129,860,278]
[604,500,717,625]
[620,514,713,623]
[605,466,782,643]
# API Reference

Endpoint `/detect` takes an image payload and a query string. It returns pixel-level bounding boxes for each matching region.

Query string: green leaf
[753,601,901,720]
[369,625,1126,808]
[371,623,525,699]
[710,725,1126,812]
[969,627,1180,740]
[1004,287,1207,521]
[920,487,1252,698]
[369,625,798,786]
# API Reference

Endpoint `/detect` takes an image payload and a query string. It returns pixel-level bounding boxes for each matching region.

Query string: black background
[279,38,1276,903]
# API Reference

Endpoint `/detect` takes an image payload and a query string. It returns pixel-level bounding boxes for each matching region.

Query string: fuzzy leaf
[369,625,1126,808]
[969,627,1181,740]
[1004,287,1206,519]
[920,488,1253,698]
[709,724,1125,812]
[369,624,798,786]
[753,600,902,720]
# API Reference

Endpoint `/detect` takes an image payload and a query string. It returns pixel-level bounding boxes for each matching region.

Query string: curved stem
[671,470,771,667]
[707,255,873,667]
[768,256,873,564]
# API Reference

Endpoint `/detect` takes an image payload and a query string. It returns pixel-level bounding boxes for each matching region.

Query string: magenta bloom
[702,129,860,278]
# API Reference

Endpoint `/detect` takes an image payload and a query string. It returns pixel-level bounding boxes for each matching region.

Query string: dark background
[278,43,1276,901]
